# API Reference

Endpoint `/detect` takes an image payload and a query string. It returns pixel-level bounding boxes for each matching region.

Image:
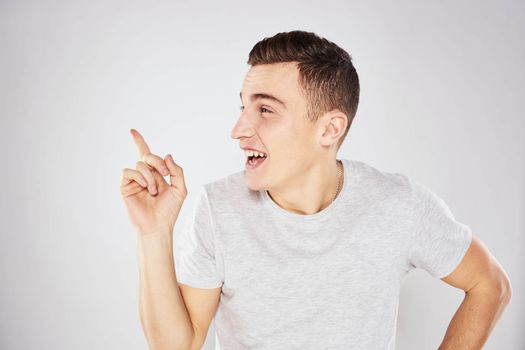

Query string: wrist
[137,225,173,238]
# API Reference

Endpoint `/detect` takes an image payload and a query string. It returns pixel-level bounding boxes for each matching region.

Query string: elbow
[489,273,513,305]
[501,275,512,304]
[469,273,512,306]
[493,267,513,304]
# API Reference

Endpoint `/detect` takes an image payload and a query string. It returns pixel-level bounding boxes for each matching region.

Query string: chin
[243,175,266,192]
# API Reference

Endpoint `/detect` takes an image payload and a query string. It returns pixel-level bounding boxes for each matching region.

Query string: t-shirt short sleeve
[174,186,224,289]
[408,179,473,279]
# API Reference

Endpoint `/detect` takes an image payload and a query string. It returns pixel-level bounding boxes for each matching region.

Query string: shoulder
[348,158,413,201]
[354,159,448,214]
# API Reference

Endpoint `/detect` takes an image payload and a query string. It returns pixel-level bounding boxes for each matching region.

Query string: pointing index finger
[129,128,152,160]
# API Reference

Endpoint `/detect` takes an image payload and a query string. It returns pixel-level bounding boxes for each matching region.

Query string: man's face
[230,62,322,192]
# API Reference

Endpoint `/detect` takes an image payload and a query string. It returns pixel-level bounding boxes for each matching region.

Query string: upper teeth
[245,150,267,157]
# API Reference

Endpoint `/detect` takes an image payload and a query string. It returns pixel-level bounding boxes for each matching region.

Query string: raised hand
[120,128,188,236]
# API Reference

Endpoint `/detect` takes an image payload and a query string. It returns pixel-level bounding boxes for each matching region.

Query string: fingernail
[150,185,157,194]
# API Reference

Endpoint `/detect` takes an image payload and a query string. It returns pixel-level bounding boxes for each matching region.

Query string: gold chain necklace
[331,159,343,203]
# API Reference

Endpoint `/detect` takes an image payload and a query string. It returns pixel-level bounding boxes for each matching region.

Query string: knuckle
[146,153,161,164]
[145,170,154,180]
[137,161,152,173]
[157,160,168,170]
[137,167,151,179]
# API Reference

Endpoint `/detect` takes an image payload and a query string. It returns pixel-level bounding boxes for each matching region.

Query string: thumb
[150,166,169,190]
[164,154,187,192]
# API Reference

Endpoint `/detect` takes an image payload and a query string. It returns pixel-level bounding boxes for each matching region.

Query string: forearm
[437,284,511,350]
[138,229,194,350]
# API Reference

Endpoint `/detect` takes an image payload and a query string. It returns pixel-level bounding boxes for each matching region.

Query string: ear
[318,109,348,147]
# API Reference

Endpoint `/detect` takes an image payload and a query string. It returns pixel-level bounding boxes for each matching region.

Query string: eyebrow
[239,91,287,109]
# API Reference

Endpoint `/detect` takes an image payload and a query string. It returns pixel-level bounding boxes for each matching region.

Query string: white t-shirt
[175,158,473,349]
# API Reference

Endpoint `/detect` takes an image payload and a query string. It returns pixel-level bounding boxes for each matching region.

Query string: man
[122,30,512,349]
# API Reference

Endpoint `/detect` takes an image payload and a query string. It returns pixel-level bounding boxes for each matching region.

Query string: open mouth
[246,154,267,169]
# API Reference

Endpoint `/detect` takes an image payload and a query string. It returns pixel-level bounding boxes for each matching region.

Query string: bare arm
[123,129,220,349]
[138,228,194,350]
[437,280,511,349]
[438,234,512,349]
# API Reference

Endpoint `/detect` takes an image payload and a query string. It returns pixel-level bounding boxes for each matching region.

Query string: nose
[230,111,255,140]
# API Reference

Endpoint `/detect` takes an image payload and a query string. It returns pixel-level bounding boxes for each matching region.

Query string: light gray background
[1,0,523,349]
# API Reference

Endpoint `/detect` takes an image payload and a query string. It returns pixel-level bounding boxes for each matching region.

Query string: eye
[239,105,273,114]
[260,106,273,114]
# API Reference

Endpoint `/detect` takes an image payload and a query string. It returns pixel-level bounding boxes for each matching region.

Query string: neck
[267,158,343,215]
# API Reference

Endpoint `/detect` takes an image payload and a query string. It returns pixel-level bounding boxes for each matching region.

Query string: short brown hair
[247,30,360,150]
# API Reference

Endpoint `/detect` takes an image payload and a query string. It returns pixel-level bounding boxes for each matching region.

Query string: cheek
[275,119,301,139]
[259,120,305,157]
[258,121,290,142]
